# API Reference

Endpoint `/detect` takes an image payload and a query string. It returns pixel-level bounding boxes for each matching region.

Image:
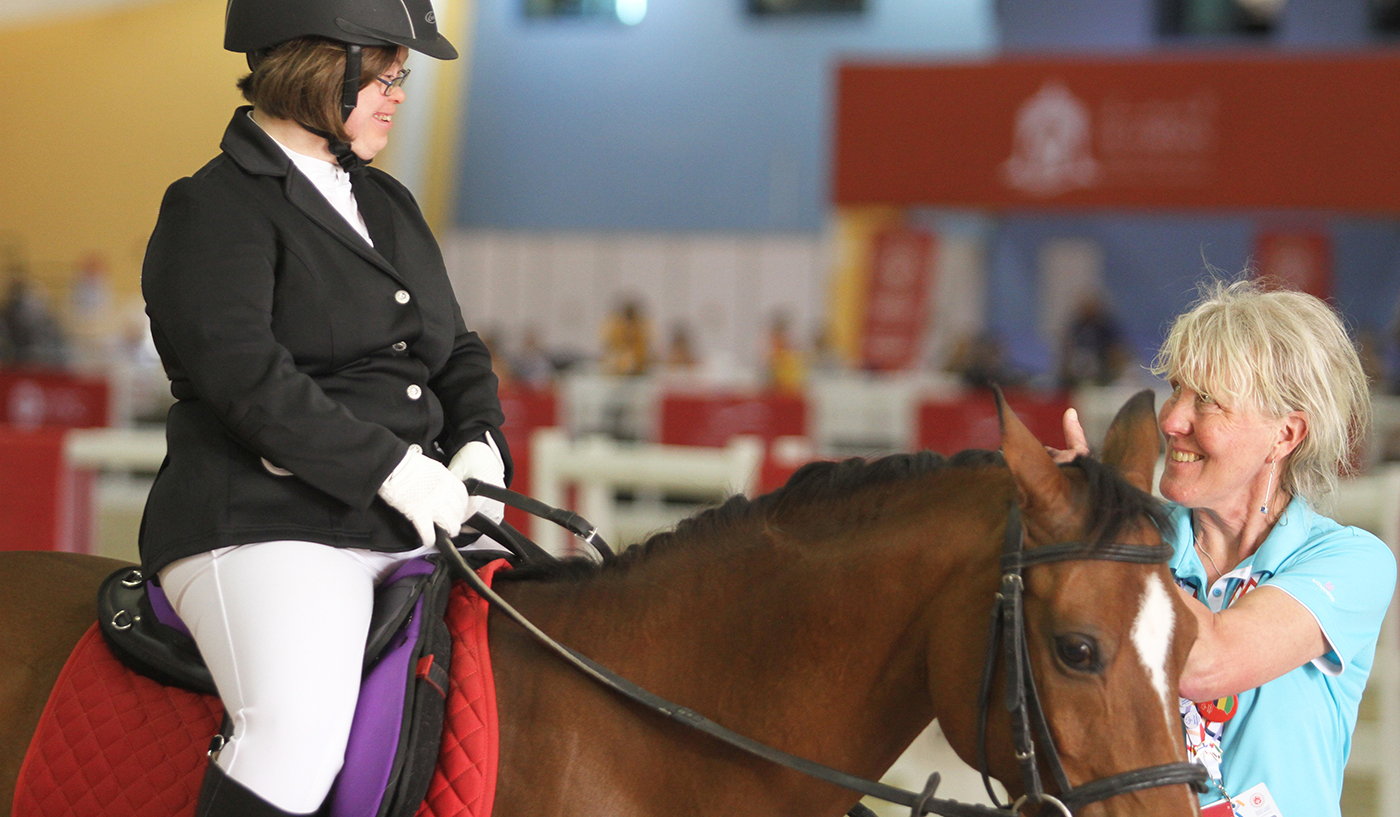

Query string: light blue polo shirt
[1165,499,1396,817]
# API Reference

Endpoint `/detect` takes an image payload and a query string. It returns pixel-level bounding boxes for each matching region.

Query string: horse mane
[496,448,1166,584]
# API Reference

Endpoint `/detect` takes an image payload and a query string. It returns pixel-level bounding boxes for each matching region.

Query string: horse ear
[996,386,1072,516]
[1100,389,1162,494]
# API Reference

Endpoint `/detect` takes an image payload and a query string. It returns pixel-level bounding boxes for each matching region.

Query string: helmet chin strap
[299,43,367,173]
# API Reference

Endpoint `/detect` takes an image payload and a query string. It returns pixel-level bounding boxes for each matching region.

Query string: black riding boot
[194,762,310,817]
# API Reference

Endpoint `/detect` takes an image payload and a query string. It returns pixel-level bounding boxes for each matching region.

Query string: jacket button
[407,385,423,400]
[395,290,411,304]
[392,341,407,352]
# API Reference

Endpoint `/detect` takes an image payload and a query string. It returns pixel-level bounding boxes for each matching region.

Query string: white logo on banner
[1002,81,1099,197]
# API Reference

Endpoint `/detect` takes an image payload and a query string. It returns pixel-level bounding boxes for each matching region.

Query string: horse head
[990,389,1202,816]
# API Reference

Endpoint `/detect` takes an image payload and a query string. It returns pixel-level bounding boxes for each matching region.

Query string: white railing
[528,427,764,556]
[1332,464,1400,817]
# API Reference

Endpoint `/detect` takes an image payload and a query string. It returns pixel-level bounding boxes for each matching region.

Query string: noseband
[975,505,1208,815]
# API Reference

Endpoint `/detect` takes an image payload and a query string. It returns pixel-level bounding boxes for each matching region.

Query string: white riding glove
[377,447,481,547]
[448,436,507,527]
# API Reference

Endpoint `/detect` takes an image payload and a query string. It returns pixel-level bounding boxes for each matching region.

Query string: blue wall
[985,214,1400,383]
[456,0,995,231]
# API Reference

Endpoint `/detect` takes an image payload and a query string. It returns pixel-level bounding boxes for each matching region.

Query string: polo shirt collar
[1167,496,1315,592]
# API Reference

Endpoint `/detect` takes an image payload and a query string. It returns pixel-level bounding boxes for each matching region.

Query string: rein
[443,488,1205,816]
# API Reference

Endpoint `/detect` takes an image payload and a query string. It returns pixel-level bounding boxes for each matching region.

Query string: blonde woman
[1057,279,1394,816]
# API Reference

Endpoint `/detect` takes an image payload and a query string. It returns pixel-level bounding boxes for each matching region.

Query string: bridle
[972,505,1208,816]
[444,484,1207,817]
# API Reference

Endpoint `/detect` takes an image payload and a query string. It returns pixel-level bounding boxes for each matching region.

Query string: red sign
[861,228,935,371]
[1255,229,1331,300]
[660,392,806,448]
[0,370,109,429]
[836,54,1400,212]
[918,390,1070,455]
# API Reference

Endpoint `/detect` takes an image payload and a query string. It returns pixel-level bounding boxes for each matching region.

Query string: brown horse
[1,392,1200,817]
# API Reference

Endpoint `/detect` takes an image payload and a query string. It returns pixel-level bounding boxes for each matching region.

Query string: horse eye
[1055,634,1101,672]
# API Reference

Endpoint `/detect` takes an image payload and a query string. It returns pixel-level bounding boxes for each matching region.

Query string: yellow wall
[1,0,246,299]
[0,0,471,301]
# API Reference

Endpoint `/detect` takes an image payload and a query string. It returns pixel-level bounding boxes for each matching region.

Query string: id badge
[1201,783,1283,817]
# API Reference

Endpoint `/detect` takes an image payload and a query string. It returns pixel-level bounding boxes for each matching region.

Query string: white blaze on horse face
[1130,573,1175,710]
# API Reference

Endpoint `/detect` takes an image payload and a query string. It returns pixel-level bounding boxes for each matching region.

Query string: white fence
[527,427,763,556]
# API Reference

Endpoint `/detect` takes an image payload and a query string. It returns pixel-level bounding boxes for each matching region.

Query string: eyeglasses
[375,68,411,95]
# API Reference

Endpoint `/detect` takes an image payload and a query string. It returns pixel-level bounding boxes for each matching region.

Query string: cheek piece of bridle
[443,486,1207,817]
[973,505,1208,817]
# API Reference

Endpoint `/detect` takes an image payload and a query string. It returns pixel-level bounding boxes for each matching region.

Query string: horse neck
[520,468,1011,784]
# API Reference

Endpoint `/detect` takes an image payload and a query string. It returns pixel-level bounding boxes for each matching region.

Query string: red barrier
[496,385,558,532]
[0,369,107,553]
[918,390,1070,455]
[659,392,806,448]
[660,391,812,493]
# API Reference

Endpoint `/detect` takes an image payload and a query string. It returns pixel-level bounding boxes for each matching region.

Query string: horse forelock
[497,449,1166,585]
[1070,456,1170,549]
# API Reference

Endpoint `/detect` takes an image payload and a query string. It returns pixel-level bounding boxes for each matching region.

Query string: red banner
[836,54,1400,212]
[860,227,935,371]
[1254,229,1332,300]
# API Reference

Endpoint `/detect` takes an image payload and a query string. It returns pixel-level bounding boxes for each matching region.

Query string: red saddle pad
[13,560,508,817]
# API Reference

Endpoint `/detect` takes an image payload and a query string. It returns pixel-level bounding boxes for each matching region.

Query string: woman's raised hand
[1046,407,1092,464]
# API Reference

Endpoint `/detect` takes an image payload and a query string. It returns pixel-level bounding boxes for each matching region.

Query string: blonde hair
[1151,277,1371,506]
[237,37,400,143]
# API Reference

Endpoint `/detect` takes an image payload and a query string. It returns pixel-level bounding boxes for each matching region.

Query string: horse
[1,391,1201,817]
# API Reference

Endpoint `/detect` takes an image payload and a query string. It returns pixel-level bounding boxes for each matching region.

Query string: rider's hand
[448,438,506,526]
[377,447,480,547]
[1046,407,1092,464]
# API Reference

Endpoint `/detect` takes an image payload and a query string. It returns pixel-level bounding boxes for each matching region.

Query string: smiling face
[345,55,407,161]
[1157,379,1289,519]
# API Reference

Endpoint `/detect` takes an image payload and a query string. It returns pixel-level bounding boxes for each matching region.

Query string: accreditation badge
[1200,783,1283,817]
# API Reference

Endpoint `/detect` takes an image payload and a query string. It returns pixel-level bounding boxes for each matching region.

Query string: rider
[139,1,510,814]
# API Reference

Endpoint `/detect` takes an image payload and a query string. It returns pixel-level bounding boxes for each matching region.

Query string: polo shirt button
[406,385,422,400]
[408,444,422,455]
[395,290,411,304]
[392,341,407,352]
[1211,588,1222,596]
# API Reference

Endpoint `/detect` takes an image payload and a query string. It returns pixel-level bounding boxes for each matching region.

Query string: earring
[1260,459,1276,515]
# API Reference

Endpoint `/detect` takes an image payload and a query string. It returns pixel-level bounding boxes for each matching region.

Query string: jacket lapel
[220,107,405,285]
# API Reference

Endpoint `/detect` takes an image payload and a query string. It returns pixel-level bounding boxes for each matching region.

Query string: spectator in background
[946,330,1020,389]
[2,269,70,368]
[1058,295,1131,388]
[664,324,698,372]
[766,312,806,394]
[600,299,652,376]
[68,252,118,372]
[511,327,554,387]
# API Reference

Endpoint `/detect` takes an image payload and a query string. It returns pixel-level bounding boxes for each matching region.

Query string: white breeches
[158,539,437,814]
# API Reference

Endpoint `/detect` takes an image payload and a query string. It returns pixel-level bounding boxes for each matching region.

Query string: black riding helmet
[225,0,457,124]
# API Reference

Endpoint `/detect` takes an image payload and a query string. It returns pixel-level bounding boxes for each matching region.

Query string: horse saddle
[14,557,507,817]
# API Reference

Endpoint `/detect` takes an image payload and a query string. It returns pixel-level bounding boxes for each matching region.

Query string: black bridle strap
[978,506,1208,813]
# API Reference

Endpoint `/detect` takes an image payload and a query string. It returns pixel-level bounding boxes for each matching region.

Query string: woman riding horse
[1056,278,1396,816]
[138,1,509,814]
